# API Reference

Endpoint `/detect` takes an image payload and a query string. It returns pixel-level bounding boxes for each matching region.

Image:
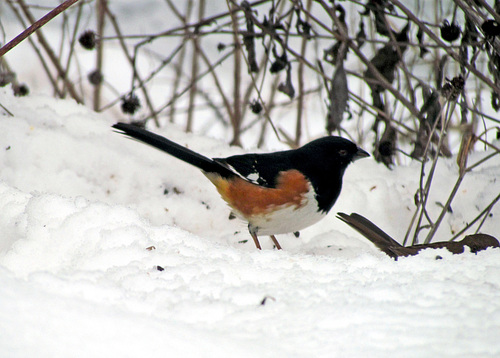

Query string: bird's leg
[270,235,282,250]
[248,224,262,250]
[249,232,262,250]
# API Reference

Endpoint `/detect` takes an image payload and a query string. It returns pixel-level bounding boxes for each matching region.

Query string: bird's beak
[353,147,370,161]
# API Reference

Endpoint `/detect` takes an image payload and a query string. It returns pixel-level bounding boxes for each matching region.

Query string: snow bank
[0,91,499,357]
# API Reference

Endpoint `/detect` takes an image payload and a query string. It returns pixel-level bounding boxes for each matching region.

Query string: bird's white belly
[247,188,326,235]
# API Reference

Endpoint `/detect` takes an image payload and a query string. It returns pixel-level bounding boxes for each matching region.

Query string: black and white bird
[113,123,369,249]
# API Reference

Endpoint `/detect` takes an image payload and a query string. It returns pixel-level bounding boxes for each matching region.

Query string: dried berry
[441,75,465,100]
[481,19,500,37]
[440,20,461,42]
[13,83,29,97]
[79,30,97,50]
[270,58,287,73]
[217,43,226,52]
[87,70,103,85]
[278,81,295,98]
[121,93,141,115]
[249,99,262,114]
[270,52,288,74]
[378,140,393,156]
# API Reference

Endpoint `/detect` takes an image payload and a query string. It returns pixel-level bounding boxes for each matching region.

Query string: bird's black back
[215,150,295,187]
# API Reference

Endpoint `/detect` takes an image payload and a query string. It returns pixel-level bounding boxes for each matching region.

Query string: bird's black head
[297,136,369,168]
[293,136,369,212]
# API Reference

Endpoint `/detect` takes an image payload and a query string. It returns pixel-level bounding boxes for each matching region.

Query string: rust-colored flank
[207,169,310,217]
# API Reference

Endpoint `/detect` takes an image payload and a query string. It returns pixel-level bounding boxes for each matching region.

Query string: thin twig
[391,0,500,96]
[60,2,84,99]
[0,0,81,57]
[14,0,83,103]
[5,2,62,97]
[186,0,205,132]
[227,0,243,146]
[102,3,159,125]
[92,0,105,110]
[294,0,312,146]
[449,193,500,241]
[166,0,193,124]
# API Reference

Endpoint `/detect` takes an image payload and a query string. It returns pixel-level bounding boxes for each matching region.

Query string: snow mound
[0,91,499,357]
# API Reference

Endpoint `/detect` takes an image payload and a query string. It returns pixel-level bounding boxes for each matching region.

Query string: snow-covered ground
[0,91,499,357]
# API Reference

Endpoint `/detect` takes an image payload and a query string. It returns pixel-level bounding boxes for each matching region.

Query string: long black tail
[112,123,233,177]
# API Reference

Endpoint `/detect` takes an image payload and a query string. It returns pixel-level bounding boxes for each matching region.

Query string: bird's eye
[339,149,348,156]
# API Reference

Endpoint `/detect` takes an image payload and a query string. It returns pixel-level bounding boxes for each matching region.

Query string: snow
[1,90,500,357]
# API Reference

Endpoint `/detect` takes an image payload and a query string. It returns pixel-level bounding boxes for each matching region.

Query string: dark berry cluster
[79,30,97,50]
[121,93,141,115]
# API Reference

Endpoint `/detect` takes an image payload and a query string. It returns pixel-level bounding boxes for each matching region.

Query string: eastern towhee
[113,123,369,249]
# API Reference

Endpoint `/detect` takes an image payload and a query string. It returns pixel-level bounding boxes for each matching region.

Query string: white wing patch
[246,172,260,182]
[221,160,268,186]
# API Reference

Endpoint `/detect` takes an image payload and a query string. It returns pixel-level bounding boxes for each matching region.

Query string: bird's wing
[214,151,294,188]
